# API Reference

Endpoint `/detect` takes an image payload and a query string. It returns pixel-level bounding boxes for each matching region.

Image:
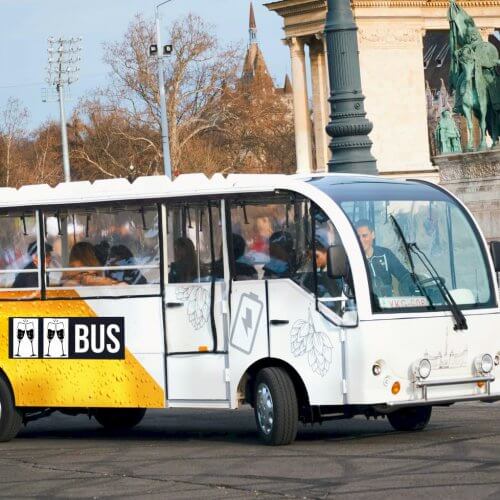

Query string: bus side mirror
[490,241,500,272]
[327,245,348,279]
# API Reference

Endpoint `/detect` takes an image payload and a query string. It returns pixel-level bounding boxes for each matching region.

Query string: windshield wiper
[409,243,467,330]
[389,215,434,309]
[389,215,467,330]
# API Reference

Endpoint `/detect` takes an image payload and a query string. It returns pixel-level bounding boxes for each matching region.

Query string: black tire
[253,367,298,446]
[387,406,432,431]
[94,408,146,430]
[0,376,22,442]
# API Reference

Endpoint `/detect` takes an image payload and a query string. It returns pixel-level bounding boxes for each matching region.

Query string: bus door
[227,197,346,406]
[164,200,229,404]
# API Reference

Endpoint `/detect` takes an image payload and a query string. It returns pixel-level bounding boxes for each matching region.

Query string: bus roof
[0,172,402,210]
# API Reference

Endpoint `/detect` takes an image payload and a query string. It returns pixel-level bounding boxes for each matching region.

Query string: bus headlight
[414,358,431,379]
[475,354,494,374]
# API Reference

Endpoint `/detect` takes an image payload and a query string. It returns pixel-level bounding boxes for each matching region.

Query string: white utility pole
[155,0,173,178]
[46,37,82,183]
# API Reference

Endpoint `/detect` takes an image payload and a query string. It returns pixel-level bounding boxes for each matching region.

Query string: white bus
[0,173,499,445]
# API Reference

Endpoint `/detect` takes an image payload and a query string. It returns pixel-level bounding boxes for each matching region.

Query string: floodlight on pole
[46,36,82,183]
[155,0,173,179]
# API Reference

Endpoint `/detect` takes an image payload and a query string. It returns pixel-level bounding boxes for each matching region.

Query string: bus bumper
[383,393,500,409]
[379,375,500,409]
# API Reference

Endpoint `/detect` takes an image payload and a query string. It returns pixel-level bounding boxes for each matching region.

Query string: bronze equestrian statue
[448,0,499,151]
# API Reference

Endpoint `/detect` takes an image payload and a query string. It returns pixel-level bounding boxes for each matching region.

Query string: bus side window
[167,203,221,284]
[0,211,40,290]
[45,204,160,287]
[229,198,311,281]
[293,205,350,316]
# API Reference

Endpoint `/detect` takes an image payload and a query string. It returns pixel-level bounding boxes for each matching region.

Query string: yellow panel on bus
[0,290,165,408]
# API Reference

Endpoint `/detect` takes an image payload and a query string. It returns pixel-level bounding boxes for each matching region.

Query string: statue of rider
[448,0,499,149]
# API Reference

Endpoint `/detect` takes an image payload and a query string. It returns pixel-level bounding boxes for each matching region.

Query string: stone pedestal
[435,149,500,242]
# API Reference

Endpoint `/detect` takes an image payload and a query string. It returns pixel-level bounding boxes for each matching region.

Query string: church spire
[249,2,257,45]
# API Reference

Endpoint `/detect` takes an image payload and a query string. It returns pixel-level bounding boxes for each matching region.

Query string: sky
[0,0,290,129]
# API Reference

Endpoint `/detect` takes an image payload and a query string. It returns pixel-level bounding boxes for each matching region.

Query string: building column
[355,23,435,177]
[309,35,330,172]
[288,37,313,173]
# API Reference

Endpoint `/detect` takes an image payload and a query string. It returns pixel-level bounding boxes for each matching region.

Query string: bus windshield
[308,177,496,312]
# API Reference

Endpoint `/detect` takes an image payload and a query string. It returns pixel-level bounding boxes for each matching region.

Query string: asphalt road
[1,403,500,499]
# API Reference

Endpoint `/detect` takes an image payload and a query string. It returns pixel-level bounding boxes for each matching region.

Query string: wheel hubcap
[256,383,274,435]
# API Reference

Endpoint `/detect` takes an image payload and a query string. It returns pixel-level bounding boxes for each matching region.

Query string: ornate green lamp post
[325,0,378,174]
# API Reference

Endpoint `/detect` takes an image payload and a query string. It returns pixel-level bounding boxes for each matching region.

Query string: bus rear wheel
[0,377,22,442]
[254,367,298,446]
[387,406,432,431]
[94,408,146,430]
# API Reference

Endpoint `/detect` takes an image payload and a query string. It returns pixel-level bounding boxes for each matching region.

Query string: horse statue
[448,0,500,151]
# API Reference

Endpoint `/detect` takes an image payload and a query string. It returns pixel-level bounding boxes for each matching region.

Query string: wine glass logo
[56,322,65,357]
[46,320,66,357]
[15,322,26,357]
[15,319,36,357]
[26,321,36,357]
[46,321,56,357]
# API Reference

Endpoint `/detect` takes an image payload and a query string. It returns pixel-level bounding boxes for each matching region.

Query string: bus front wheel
[94,408,146,430]
[387,406,432,431]
[0,377,22,442]
[254,367,298,446]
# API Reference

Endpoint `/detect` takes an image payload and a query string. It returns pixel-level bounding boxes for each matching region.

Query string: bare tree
[0,97,29,186]
[71,13,240,178]
[70,99,162,181]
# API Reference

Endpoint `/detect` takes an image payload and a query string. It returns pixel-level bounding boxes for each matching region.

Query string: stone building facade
[264,0,499,179]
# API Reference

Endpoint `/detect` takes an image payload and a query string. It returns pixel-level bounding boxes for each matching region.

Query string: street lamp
[155,0,174,179]
[324,0,377,175]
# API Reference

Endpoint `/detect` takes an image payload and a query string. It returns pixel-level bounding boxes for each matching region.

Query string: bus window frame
[340,191,498,315]
[310,203,358,329]
[38,202,163,300]
[225,194,357,328]
[0,208,41,299]
[164,197,225,356]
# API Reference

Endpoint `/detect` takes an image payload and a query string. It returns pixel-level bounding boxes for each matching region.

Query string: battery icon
[230,292,264,355]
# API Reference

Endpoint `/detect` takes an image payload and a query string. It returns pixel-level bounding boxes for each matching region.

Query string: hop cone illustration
[176,287,210,330]
[290,320,310,357]
[290,316,333,377]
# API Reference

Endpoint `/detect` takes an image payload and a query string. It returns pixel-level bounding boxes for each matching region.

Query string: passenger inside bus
[94,240,110,265]
[168,237,197,283]
[105,245,147,285]
[12,241,53,288]
[62,242,127,287]
[355,219,414,297]
[249,216,273,257]
[263,231,295,279]
[232,234,258,280]
[212,234,258,281]
[296,230,343,302]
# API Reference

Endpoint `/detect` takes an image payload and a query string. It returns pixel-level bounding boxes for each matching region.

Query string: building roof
[241,3,279,90]
[249,2,257,30]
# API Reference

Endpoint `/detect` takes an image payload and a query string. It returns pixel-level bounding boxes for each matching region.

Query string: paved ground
[1,403,500,499]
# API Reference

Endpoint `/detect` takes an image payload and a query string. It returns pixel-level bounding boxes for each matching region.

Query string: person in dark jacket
[263,231,295,279]
[105,245,147,285]
[212,234,257,281]
[12,241,53,288]
[355,219,413,296]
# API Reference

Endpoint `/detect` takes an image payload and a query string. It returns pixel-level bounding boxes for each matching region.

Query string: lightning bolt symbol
[242,307,252,337]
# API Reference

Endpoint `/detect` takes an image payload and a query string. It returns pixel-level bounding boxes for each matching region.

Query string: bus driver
[355,219,413,297]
